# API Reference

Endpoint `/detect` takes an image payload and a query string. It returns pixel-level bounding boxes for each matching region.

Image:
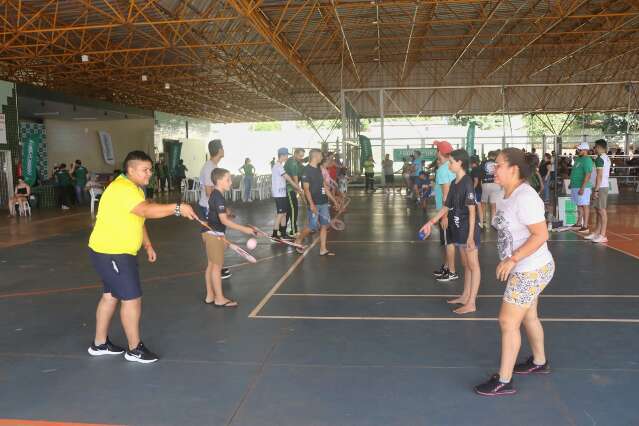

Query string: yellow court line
[252,315,639,323]
[248,236,320,318]
[273,293,639,299]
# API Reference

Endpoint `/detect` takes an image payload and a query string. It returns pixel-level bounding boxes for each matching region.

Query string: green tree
[250,122,282,131]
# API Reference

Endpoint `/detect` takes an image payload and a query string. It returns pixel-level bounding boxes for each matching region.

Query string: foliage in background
[446,115,503,130]
[250,121,282,132]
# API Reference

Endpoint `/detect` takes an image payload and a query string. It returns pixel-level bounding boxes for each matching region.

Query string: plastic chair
[89,188,103,216]
[232,175,242,201]
[250,175,261,201]
[15,200,31,216]
[184,178,200,203]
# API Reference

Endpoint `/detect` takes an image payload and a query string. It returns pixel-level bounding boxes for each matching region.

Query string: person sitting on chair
[8,176,31,216]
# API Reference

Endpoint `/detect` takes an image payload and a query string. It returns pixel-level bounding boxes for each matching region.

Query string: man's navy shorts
[89,249,142,300]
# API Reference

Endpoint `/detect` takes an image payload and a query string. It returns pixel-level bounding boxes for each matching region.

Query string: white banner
[98,130,115,165]
[0,113,6,144]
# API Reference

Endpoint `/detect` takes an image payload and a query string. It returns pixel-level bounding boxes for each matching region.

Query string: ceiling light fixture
[141,75,148,81]
[81,54,89,62]
[164,83,170,89]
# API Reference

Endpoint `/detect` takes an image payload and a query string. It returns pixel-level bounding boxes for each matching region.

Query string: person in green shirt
[155,157,170,192]
[284,148,305,235]
[569,143,594,233]
[71,159,88,204]
[363,155,376,193]
[55,163,73,210]
[238,158,256,202]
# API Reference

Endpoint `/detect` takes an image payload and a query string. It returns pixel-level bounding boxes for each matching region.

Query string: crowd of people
[37,135,610,400]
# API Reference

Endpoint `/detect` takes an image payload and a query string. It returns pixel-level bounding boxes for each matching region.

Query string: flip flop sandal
[214,300,239,308]
[320,251,336,256]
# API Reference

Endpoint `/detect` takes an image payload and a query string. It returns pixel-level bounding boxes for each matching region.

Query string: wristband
[174,201,181,217]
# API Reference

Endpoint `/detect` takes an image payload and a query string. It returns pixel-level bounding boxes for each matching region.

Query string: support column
[380,89,385,186]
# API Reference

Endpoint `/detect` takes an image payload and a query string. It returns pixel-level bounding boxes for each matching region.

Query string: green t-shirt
[73,166,88,186]
[241,164,255,177]
[363,160,375,174]
[284,158,301,191]
[55,170,72,187]
[569,156,593,189]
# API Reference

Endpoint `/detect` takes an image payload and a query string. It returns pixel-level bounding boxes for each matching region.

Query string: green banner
[466,121,476,156]
[22,134,41,185]
[392,147,437,163]
[163,140,182,174]
[359,135,372,169]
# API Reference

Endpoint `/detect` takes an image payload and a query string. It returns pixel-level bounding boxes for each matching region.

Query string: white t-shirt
[590,154,611,189]
[271,163,287,198]
[198,160,217,208]
[493,183,553,273]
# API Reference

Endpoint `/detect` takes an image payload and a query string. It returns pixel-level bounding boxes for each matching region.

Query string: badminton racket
[196,218,257,263]
[249,225,307,249]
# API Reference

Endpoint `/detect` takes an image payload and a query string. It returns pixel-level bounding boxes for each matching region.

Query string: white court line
[248,236,320,317]
[252,315,639,323]
[273,293,639,299]
[608,231,633,241]
[328,240,591,243]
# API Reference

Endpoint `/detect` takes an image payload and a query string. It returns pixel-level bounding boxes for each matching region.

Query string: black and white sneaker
[124,342,159,364]
[436,271,460,282]
[432,265,447,277]
[88,337,125,356]
[221,268,232,280]
[514,356,550,375]
[474,374,517,397]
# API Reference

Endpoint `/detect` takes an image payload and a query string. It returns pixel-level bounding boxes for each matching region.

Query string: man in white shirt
[198,139,231,278]
[586,139,611,244]
[271,147,303,239]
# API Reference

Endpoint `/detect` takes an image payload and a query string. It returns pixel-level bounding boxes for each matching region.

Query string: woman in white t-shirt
[475,148,555,397]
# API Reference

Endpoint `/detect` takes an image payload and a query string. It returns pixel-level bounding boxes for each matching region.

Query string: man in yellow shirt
[88,151,197,363]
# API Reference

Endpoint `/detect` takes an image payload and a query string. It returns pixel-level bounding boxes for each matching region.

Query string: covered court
[2,1,639,425]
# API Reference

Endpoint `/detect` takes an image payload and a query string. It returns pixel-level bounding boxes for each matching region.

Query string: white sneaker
[584,233,597,240]
[592,235,608,243]
[61,205,70,210]
[478,222,484,229]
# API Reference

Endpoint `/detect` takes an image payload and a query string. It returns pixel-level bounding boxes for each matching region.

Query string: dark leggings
[286,190,299,234]
[365,173,375,191]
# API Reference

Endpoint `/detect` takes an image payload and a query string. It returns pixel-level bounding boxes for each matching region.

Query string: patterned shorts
[503,261,555,307]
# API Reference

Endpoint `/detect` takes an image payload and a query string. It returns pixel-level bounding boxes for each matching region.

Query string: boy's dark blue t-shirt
[207,189,227,233]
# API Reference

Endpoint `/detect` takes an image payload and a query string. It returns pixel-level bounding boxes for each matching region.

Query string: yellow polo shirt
[89,175,146,255]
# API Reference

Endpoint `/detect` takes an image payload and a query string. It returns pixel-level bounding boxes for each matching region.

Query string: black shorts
[274,197,290,214]
[474,189,482,205]
[385,175,394,184]
[438,222,453,246]
[449,213,481,247]
[89,249,142,300]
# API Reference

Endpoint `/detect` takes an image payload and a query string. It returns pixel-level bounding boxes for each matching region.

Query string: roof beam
[443,0,504,80]
[226,0,340,112]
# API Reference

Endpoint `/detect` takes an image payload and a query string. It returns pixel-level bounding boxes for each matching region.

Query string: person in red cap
[431,140,459,282]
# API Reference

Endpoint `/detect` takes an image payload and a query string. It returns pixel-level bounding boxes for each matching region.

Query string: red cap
[434,140,453,154]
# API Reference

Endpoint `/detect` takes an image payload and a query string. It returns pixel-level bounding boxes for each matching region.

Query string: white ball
[246,238,257,250]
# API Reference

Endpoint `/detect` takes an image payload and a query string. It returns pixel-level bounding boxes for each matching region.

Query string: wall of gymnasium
[44,118,154,174]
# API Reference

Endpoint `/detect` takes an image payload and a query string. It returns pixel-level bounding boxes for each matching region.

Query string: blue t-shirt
[435,162,456,210]
[412,159,422,176]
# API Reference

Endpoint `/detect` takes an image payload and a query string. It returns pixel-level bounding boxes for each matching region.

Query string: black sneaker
[514,356,550,375]
[124,342,159,364]
[87,337,125,356]
[432,265,447,277]
[436,271,459,282]
[474,374,517,397]
[281,234,294,241]
[271,230,280,239]
[221,268,232,280]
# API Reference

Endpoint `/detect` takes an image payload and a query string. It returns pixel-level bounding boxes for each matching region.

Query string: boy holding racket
[295,149,340,256]
[202,168,257,308]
